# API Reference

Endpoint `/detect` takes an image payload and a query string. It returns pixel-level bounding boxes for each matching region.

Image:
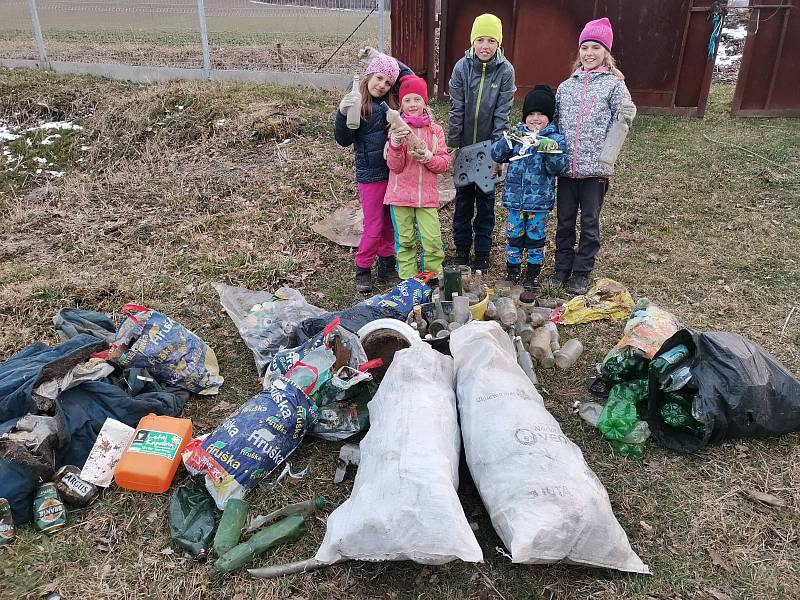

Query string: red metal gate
[426,0,720,116]
[731,0,800,116]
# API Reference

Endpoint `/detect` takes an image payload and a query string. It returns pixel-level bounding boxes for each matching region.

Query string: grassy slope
[0,68,798,600]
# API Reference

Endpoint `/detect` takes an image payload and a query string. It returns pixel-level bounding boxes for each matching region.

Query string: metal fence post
[378,0,385,53]
[196,0,212,79]
[27,0,48,67]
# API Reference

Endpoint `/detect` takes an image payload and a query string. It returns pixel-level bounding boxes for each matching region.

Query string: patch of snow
[723,25,747,40]
[0,121,21,142]
[30,121,83,132]
[80,145,91,151]
[26,138,33,147]
[33,157,47,164]
[46,170,66,177]
[716,40,742,67]
[41,134,62,145]
[177,105,184,110]
[35,168,42,174]
[214,118,227,126]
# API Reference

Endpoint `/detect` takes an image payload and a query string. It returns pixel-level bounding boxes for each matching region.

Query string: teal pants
[389,206,445,279]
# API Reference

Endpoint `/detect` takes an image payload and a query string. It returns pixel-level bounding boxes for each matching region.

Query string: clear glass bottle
[346,74,362,130]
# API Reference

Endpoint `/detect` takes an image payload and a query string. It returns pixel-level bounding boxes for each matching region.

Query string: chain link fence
[0,0,391,83]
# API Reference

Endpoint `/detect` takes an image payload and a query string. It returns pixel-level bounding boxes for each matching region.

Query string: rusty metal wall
[731,0,800,117]
[432,0,719,116]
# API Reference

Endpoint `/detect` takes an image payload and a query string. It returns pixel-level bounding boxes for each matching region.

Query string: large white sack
[450,321,649,574]
[315,343,482,565]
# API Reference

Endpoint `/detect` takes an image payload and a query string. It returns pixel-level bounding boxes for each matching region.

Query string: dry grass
[1,69,799,600]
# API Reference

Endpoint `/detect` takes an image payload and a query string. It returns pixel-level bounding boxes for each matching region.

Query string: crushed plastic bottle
[597,379,648,441]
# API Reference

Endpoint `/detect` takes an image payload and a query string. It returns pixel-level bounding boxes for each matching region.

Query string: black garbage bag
[647,329,800,453]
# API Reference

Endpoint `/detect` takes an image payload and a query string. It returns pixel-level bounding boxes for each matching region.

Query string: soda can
[34,483,67,533]
[0,498,15,545]
[54,465,99,508]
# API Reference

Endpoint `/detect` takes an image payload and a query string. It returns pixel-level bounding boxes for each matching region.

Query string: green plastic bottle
[213,514,307,574]
[213,498,250,558]
[597,379,648,440]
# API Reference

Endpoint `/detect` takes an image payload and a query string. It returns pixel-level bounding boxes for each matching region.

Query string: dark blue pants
[452,184,496,253]
[554,177,608,273]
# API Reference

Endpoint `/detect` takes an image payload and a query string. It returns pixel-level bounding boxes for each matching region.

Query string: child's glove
[339,92,360,115]
[410,148,433,164]
[538,139,559,153]
[620,101,637,125]
[389,126,410,147]
[360,46,380,62]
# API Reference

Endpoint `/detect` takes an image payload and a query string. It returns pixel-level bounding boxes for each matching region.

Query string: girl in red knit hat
[383,75,450,281]
[551,17,637,295]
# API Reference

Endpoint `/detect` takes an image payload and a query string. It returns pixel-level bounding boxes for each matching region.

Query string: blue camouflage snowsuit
[491,122,567,265]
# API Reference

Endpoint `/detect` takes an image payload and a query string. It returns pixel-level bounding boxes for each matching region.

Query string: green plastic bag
[170,481,216,557]
[597,379,648,441]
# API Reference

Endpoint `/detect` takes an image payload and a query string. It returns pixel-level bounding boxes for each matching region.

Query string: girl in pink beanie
[551,17,637,295]
[335,53,412,292]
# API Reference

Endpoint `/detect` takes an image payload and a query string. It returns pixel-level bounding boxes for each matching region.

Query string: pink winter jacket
[384,119,450,208]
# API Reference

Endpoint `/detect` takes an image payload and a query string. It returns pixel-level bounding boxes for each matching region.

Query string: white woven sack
[450,321,649,574]
[316,343,482,565]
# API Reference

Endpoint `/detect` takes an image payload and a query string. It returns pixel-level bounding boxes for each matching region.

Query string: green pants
[389,206,445,280]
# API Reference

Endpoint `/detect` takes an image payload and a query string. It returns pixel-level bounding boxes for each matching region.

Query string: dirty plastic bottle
[515,336,538,385]
[554,339,583,369]
[529,327,555,368]
[485,301,497,319]
[515,313,534,345]
[214,498,250,557]
[412,305,427,337]
[114,414,193,493]
[543,321,560,353]
[473,269,484,296]
[460,265,473,292]
[346,74,362,129]
[598,113,629,167]
[650,344,690,377]
[213,515,308,574]
[452,293,470,324]
[496,297,517,327]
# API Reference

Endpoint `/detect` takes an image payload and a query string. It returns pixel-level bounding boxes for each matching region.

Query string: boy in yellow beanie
[448,13,516,272]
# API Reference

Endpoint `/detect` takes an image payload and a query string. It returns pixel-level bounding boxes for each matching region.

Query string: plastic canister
[115,414,193,493]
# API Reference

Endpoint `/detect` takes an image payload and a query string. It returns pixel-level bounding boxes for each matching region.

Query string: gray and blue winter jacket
[447,49,516,148]
[491,123,567,212]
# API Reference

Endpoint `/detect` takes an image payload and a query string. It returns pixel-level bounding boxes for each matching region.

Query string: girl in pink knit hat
[551,17,637,295]
[335,53,412,292]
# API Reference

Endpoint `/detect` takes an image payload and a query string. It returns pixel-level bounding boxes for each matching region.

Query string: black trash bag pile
[646,329,800,453]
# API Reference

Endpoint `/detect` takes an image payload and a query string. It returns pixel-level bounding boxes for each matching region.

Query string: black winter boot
[454,248,470,266]
[549,269,570,289]
[506,262,521,284]
[473,252,490,272]
[566,271,592,295]
[377,256,400,285]
[523,264,542,291]
[519,265,542,304]
[355,266,372,293]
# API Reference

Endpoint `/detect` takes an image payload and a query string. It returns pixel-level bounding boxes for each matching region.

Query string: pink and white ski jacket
[384,115,450,209]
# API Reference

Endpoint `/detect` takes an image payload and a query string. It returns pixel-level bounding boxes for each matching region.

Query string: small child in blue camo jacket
[491,85,567,293]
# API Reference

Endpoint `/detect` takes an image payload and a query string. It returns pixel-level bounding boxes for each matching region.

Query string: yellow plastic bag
[561,278,634,325]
